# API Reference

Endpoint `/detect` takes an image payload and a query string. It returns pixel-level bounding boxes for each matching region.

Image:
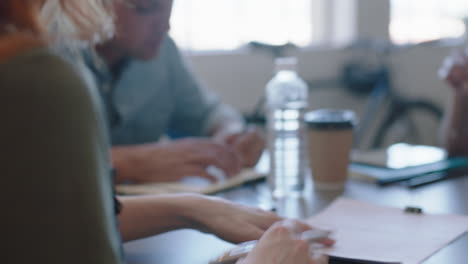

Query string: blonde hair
[0,0,114,45]
[41,0,114,46]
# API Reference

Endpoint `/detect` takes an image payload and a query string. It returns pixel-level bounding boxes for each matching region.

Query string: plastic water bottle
[266,57,309,198]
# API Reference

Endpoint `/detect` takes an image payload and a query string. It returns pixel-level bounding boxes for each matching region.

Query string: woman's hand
[119,194,276,242]
[239,220,334,264]
[118,194,334,246]
[181,195,281,243]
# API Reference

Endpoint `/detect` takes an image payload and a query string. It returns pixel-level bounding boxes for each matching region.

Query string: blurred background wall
[170,0,467,148]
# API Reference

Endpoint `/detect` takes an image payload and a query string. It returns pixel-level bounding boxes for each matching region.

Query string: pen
[404,170,467,188]
[210,229,331,264]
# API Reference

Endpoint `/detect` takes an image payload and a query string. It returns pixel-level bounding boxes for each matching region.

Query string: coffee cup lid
[305,109,356,130]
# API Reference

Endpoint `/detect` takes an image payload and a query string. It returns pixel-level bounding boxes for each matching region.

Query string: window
[390,0,468,44]
[170,0,314,51]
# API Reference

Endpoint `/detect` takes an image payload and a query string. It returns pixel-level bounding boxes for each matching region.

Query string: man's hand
[440,50,468,95]
[112,138,242,183]
[222,126,266,168]
[438,50,468,157]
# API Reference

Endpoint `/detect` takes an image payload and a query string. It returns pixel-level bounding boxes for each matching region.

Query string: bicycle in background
[244,39,444,149]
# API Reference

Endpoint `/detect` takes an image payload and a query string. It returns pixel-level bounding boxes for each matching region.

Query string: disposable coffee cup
[305,109,356,191]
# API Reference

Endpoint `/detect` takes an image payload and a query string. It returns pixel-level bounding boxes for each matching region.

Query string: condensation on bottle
[266,57,309,198]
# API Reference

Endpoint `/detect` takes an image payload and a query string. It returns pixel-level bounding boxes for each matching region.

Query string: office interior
[173,0,466,150]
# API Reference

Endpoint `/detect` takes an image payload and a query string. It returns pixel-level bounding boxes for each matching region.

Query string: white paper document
[307,198,468,264]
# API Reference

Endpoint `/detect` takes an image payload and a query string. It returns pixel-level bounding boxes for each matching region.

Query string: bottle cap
[275,57,298,72]
[305,109,357,130]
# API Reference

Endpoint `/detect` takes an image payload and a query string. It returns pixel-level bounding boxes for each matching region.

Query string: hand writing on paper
[221,126,266,168]
[112,138,242,183]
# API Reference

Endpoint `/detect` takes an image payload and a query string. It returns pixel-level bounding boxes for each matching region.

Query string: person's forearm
[112,145,145,183]
[442,93,468,156]
[118,194,199,242]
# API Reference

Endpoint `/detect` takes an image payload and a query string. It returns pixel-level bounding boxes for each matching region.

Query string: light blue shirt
[85,36,243,146]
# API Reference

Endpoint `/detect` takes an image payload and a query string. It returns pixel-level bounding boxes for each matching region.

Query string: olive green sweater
[1,47,123,264]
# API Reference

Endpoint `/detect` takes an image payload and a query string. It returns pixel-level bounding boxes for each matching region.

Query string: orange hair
[0,0,43,36]
[0,1,44,61]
